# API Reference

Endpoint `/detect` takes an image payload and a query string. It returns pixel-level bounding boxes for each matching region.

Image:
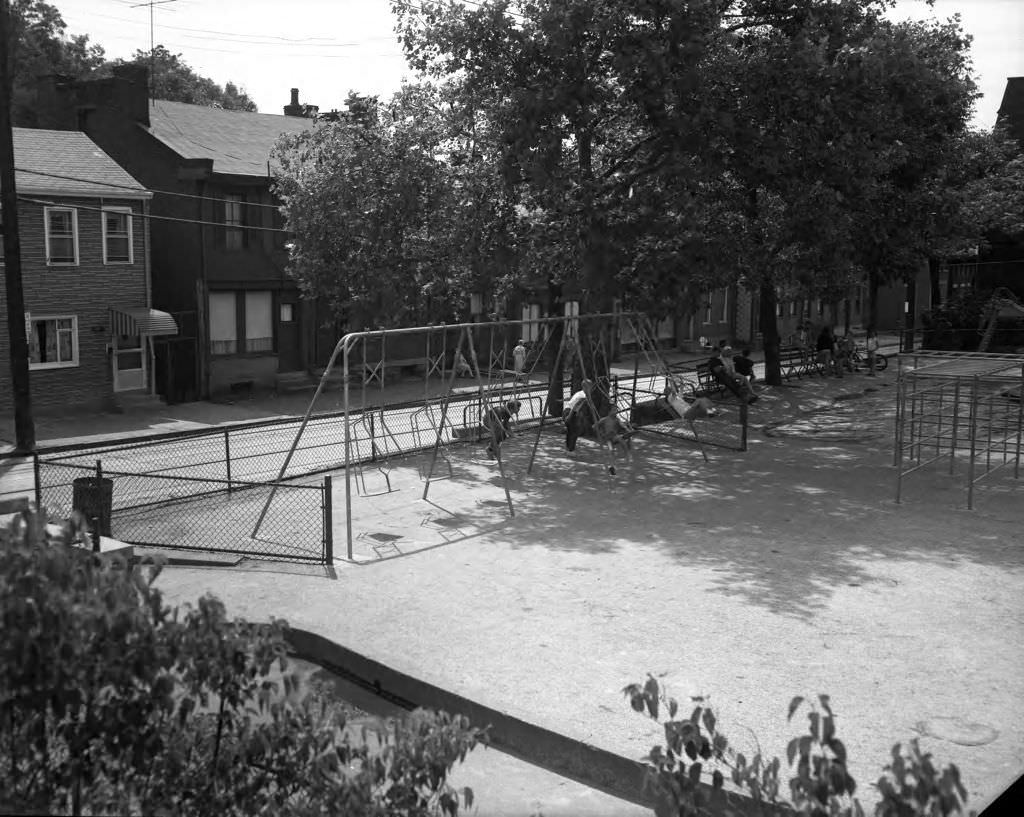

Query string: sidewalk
[1,331,903,450]
[149,369,1023,814]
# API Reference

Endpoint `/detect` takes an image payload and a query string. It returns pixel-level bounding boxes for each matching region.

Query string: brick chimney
[284,88,304,117]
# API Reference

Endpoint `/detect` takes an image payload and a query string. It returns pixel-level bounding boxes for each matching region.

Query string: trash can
[72,477,113,537]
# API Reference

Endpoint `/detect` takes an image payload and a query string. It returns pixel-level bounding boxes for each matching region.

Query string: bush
[624,676,974,817]
[0,512,485,816]
[920,290,991,351]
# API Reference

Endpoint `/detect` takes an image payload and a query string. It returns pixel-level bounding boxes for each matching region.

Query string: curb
[285,627,782,817]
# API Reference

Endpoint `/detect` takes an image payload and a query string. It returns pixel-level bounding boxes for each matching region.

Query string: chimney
[284,88,304,117]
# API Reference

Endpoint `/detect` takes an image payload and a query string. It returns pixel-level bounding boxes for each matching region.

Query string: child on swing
[483,400,521,459]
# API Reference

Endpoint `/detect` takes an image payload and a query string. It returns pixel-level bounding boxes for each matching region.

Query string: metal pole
[344,342,353,560]
[224,429,233,495]
[32,452,41,510]
[323,475,333,564]
[422,328,468,500]
[895,377,905,504]
[967,376,979,510]
[1015,367,1023,479]
[251,335,348,538]
[949,379,961,475]
[527,327,567,474]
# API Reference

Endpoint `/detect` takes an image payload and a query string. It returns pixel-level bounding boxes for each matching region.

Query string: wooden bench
[779,346,820,380]
[692,362,727,398]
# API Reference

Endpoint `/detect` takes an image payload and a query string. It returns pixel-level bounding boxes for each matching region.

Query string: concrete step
[114,391,166,413]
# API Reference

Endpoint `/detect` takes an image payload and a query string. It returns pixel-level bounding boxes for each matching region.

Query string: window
[789,301,797,316]
[28,315,78,368]
[521,303,541,342]
[776,301,784,317]
[224,194,244,251]
[564,300,580,339]
[102,207,133,264]
[280,303,294,323]
[245,291,274,352]
[816,299,824,316]
[704,300,713,324]
[719,288,729,322]
[209,292,237,355]
[45,207,78,265]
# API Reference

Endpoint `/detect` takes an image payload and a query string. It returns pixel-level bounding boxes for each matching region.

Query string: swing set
[250,311,741,561]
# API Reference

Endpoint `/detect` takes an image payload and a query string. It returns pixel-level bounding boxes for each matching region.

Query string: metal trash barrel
[72,477,113,537]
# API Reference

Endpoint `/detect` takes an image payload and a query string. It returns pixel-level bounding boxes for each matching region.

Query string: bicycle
[845,344,888,373]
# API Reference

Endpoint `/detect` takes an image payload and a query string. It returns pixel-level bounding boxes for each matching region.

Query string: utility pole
[0,0,36,452]
[130,0,178,103]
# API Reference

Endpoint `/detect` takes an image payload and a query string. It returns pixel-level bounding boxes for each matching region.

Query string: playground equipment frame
[894,351,1023,509]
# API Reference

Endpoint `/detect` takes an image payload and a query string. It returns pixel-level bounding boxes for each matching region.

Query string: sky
[60,0,1023,129]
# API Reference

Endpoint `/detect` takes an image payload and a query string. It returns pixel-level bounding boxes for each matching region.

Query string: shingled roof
[145,100,313,177]
[996,77,1024,146]
[13,128,150,199]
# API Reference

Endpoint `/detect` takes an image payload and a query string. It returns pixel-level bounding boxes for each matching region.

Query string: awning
[110,307,179,337]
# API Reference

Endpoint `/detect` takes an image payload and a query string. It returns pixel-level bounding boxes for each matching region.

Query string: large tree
[273,82,515,327]
[112,46,258,111]
[6,0,105,126]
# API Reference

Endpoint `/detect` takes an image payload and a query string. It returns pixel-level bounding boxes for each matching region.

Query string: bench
[363,357,427,385]
[692,362,727,399]
[779,346,820,380]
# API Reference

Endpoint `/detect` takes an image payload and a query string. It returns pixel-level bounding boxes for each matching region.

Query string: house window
[44,207,78,265]
[775,301,784,317]
[209,292,237,355]
[224,194,244,251]
[245,291,274,352]
[704,299,713,324]
[522,303,541,343]
[280,303,294,323]
[789,301,797,316]
[102,207,133,264]
[28,315,78,369]
[564,300,580,339]
[816,299,824,316]
[719,288,729,322]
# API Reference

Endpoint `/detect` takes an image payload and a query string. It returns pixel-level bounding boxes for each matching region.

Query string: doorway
[113,334,147,392]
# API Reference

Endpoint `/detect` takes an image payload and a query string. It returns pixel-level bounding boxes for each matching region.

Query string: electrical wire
[17,196,290,233]
[15,167,284,209]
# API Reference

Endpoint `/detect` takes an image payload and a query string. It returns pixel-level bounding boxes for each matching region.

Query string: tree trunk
[928,256,941,308]
[903,274,917,352]
[867,269,880,332]
[759,281,782,385]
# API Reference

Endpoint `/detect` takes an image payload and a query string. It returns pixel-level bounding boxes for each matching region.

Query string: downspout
[143,198,155,395]
[197,178,210,399]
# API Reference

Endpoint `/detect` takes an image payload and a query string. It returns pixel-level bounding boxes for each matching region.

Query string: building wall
[37,71,312,399]
[0,197,148,416]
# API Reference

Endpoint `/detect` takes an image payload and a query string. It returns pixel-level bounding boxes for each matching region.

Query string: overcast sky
[61,0,1022,129]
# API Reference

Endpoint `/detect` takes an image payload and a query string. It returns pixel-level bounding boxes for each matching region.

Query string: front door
[113,334,147,391]
[277,300,303,372]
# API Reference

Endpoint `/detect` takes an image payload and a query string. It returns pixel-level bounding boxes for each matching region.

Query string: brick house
[38,68,331,401]
[0,128,173,417]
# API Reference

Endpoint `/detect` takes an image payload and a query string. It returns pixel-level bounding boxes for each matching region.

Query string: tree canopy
[5,1,257,125]
[273,0,1017,381]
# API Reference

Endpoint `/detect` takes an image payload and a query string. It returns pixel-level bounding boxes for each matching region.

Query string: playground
[137,338,1024,814]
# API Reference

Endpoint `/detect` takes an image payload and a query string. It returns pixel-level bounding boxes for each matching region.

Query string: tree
[112,46,258,111]
[0,512,483,816]
[6,0,105,126]
[274,82,517,328]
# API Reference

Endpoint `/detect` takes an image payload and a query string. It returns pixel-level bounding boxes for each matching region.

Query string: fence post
[370,411,377,462]
[32,452,41,510]
[224,429,233,495]
[323,475,333,564]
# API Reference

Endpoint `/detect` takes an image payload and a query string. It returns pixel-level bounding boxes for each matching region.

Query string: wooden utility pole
[0,0,36,452]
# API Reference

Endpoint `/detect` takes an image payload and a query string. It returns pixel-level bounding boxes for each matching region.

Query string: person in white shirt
[513,340,527,379]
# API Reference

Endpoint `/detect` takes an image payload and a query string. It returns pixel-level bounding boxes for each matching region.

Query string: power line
[17,196,290,233]
[15,167,285,209]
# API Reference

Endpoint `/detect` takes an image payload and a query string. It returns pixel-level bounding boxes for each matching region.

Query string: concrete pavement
[149,367,1023,815]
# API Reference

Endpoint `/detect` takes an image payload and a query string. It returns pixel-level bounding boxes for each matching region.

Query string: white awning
[110,307,178,336]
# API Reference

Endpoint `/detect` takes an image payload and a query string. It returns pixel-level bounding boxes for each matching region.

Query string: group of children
[706,341,759,404]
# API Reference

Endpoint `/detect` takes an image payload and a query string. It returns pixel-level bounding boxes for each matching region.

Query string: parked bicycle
[845,344,888,373]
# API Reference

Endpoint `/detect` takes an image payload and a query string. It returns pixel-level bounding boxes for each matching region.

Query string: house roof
[13,128,151,199]
[145,100,313,178]
[996,76,1024,146]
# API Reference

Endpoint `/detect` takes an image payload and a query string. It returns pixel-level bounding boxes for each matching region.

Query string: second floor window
[224,194,244,251]
[103,208,133,263]
[45,207,78,265]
